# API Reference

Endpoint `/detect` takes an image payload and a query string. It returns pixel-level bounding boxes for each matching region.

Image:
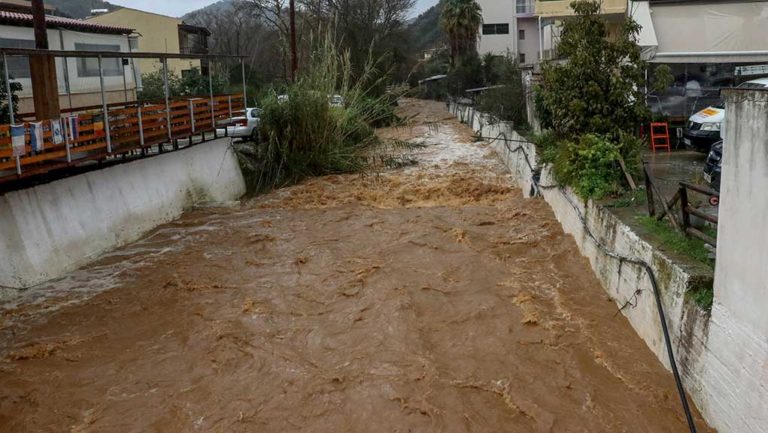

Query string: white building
[476,0,540,66]
[0,8,137,113]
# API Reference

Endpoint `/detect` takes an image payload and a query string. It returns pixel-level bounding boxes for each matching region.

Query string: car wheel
[250,128,258,142]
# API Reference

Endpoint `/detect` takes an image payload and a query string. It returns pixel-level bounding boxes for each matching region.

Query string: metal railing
[0,48,248,185]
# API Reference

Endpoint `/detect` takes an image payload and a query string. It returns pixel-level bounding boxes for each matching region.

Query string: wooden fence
[0,94,245,184]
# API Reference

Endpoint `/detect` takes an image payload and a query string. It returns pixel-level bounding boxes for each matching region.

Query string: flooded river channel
[0,99,712,432]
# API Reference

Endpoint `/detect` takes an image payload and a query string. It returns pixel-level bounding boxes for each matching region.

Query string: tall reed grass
[237,33,403,193]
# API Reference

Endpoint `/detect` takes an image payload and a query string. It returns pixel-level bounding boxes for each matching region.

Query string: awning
[648,1,768,63]
[629,1,657,60]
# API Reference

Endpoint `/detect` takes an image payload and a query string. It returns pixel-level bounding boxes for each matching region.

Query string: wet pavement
[0,99,713,432]
[645,150,709,202]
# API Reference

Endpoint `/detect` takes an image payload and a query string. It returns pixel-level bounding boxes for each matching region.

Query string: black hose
[467,123,699,433]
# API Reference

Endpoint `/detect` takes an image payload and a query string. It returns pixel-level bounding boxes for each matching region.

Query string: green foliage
[137,67,227,101]
[476,54,527,127]
[240,33,401,193]
[553,134,622,199]
[446,51,483,96]
[536,0,648,141]
[440,0,483,65]
[0,76,21,124]
[606,187,647,208]
[650,64,673,94]
[636,217,715,269]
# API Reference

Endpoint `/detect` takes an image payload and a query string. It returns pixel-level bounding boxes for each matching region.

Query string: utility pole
[289,0,297,82]
[30,0,60,119]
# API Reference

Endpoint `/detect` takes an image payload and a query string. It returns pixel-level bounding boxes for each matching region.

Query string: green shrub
[553,134,622,199]
[239,32,403,193]
[476,53,528,127]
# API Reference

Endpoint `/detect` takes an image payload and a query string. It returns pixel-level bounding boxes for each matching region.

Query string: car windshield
[250,109,261,118]
[737,82,767,89]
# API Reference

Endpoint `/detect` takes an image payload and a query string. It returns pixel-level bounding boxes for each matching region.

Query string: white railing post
[3,52,21,174]
[189,99,195,134]
[64,119,71,163]
[137,105,144,147]
[162,58,172,143]
[98,55,112,154]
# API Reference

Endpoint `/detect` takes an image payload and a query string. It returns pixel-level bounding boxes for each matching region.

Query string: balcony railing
[0,47,246,187]
[0,95,245,184]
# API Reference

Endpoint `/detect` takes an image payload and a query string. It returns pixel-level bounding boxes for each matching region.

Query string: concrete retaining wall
[696,89,768,433]
[450,103,746,432]
[0,138,246,290]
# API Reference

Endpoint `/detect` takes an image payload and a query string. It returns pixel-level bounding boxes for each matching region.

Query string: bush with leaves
[536,0,649,140]
[137,67,227,101]
[476,53,527,127]
[532,0,664,199]
[238,33,402,193]
[553,134,622,199]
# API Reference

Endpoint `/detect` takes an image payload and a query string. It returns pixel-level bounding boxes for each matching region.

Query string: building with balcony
[0,2,137,113]
[477,0,540,66]
[87,7,210,78]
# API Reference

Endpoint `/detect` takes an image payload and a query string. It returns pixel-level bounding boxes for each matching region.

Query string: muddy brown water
[0,99,713,432]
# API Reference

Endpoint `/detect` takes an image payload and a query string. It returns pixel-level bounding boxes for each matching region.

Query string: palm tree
[440,0,483,66]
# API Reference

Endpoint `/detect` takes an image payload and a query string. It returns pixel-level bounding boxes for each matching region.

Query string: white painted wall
[477,0,516,56]
[0,25,136,98]
[0,139,246,289]
[517,18,540,64]
[450,102,766,433]
[695,88,768,433]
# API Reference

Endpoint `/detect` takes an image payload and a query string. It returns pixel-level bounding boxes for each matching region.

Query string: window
[0,38,35,79]
[482,23,510,35]
[75,43,122,77]
[516,0,533,14]
[519,53,526,64]
[519,29,525,40]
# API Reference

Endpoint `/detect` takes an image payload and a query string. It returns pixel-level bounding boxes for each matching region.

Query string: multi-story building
[0,1,137,112]
[477,0,540,66]
[87,7,210,78]
[536,0,628,60]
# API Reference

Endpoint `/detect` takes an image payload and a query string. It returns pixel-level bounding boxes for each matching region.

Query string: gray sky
[110,0,437,18]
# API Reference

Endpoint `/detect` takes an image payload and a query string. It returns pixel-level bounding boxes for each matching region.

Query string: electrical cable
[465,120,700,433]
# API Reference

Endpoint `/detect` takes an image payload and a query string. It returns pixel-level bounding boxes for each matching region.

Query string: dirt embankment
[0,99,713,432]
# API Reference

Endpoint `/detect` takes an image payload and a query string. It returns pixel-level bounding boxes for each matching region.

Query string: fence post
[162,57,172,145]
[644,164,656,217]
[2,52,21,174]
[98,55,112,154]
[679,185,691,231]
[137,105,144,147]
[189,99,195,135]
[64,119,71,163]
[241,58,247,109]
[209,64,216,138]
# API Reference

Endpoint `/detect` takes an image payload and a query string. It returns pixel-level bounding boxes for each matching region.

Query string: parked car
[329,94,344,107]
[682,77,768,153]
[703,140,722,192]
[226,108,261,141]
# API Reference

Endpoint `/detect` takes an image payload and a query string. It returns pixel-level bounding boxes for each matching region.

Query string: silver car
[226,108,261,141]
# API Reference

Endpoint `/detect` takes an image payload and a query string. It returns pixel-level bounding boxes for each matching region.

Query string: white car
[683,77,768,152]
[226,108,261,141]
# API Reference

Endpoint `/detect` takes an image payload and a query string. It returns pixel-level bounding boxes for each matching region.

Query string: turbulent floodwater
[0,99,713,432]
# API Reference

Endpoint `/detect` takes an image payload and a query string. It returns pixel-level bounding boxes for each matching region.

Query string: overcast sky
[110,0,437,18]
